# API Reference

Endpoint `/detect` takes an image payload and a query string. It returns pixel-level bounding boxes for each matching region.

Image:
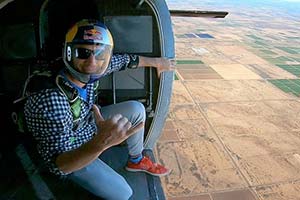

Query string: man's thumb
[92,105,105,125]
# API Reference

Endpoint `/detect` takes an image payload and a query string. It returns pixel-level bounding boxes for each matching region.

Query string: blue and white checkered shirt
[24,54,130,176]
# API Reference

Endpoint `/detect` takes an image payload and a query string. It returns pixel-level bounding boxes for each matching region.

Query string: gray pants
[68,101,145,200]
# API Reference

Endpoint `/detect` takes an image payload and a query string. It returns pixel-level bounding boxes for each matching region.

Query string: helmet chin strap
[64,62,90,84]
[64,61,105,84]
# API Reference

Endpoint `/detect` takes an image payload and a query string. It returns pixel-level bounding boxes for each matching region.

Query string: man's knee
[127,100,146,122]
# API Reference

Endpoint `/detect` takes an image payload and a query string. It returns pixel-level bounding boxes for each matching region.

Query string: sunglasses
[74,47,105,60]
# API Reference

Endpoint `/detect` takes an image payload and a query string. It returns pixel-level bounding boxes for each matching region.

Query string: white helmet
[63,19,113,83]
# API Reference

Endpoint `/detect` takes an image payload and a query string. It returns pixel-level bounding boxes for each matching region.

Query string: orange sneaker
[125,156,171,177]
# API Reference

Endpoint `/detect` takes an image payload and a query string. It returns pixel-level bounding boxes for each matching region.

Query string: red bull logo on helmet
[84,28,103,41]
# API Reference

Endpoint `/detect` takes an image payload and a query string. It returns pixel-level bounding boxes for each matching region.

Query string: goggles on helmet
[74,46,109,60]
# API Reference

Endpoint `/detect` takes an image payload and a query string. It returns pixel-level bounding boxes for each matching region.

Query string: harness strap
[14,71,98,133]
[55,74,99,131]
[56,75,81,122]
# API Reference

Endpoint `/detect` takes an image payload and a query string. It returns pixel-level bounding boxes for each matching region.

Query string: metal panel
[104,16,153,54]
[99,68,145,90]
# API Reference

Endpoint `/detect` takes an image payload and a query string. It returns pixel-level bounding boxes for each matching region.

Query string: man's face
[72,44,109,75]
